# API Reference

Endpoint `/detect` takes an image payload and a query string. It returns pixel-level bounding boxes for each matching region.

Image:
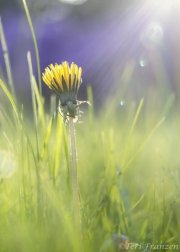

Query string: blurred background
[0,0,180,107]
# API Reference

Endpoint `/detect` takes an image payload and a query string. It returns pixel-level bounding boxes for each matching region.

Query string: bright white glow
[156,0,173,13]
[139,56,148,68]
[119,100,125,107]
[147,0,173,8]
[146,0,174,16]
[59,0,87,5]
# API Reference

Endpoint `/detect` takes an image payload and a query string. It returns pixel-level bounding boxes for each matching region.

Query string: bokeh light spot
[141,22,164,47]
[139,55,148,68]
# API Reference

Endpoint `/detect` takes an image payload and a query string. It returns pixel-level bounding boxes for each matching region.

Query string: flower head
[42,61,83,119]
[42,61,82,102]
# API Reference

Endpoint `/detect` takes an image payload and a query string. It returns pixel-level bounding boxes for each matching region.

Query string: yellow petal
[70,63,76,86]
[62,61,70,89]
[50,66,59,84]
[55,64,63,90]
[77,67,82,87]
[42,74,51,86]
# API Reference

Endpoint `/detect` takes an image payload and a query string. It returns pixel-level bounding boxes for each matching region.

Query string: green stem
[69,117,81,235]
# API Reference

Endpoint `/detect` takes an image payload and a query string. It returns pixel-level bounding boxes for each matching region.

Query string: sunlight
[59,0,87,5]
[146,0,176,16]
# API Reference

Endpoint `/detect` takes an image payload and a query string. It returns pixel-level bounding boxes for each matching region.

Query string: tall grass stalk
[22,0,42,95]
[0,17,16,99]
[0,79,19,121]
[27,51,38,125]
[27,51,42,221]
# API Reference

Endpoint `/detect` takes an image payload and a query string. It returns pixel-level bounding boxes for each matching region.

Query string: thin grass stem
[0,17,16,99]
[22,0,42,95]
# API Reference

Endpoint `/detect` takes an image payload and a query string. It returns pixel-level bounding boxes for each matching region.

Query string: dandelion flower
[42,61,82,118]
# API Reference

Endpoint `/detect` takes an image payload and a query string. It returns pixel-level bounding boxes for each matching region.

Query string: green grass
[0,1,180,251]
[0,75,179,252]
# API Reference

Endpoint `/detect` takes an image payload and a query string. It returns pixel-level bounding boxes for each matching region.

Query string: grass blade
[22,0,42,94]
[0,78,19,120]
[0,17,16,98]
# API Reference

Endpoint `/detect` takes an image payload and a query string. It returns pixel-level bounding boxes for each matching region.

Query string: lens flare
[141,22,163,48]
